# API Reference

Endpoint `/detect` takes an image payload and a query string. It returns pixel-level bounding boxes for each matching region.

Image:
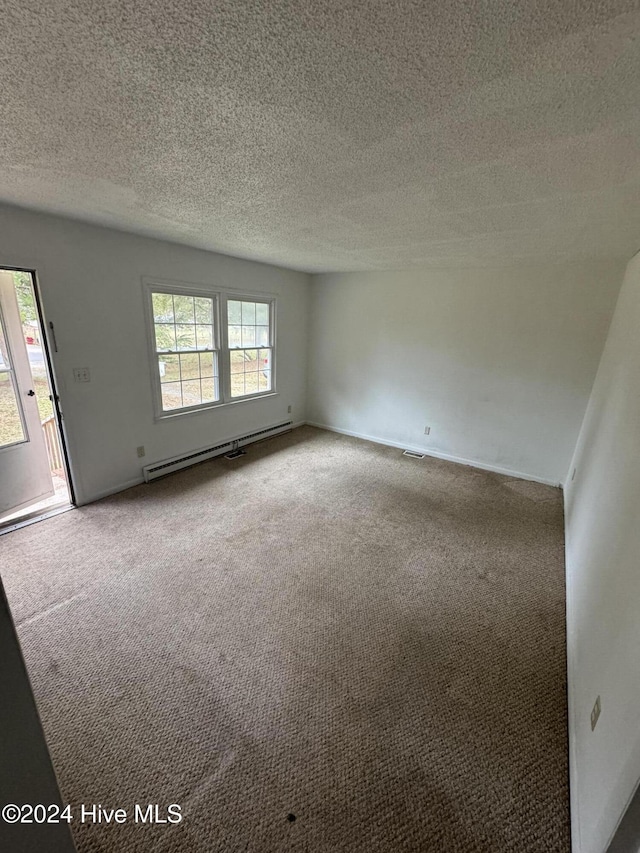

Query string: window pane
[228,300,242,324]
[199,352,214,377]
[195,325,213,349]
[256,325,269,346]
[201,376,218,403]
[228,325,242,348]
[256,302,269,325]
[230,350,245,374]
[244,372,259,394]
[229,347,267,398]
[244,349,259,371]
[0,321,11,369]
[179,353,200,380]
[155,323,176,352]
[258,348,272,374]
[0,372,25,446]
[194,298,212,323]
[174,295,195,323]
[181,380,202,407]
[159,355,180,383]
[259,370,271,391]
[153,291,219,413]
[242,326,256,347]
[231,373,245,398]
[241,302,256,325]
[153,293,174,323]
[161,382,183,410]
[175,324,197,350]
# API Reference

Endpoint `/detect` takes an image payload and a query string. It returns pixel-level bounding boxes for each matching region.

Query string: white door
[0,270,54,517]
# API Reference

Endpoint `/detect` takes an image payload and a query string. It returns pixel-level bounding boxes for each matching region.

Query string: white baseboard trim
[79,476,146,506]
[305,421,561,487]
[79,422,307,506]
[81,422,554,505]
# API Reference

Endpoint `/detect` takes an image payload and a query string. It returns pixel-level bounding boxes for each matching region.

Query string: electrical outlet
[136,446,145,458]
[287,404,292,413]
[73,367,91,383]
[424,426,431,436]
[591,695,601,731]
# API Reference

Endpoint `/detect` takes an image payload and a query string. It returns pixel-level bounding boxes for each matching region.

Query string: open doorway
[0,268,73,529]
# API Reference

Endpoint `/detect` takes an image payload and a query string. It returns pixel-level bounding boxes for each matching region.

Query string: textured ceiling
[1,0,640,272]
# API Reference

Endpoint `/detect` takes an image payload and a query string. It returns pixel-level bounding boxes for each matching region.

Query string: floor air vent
[142,421,293,482]
[403,450,425,459]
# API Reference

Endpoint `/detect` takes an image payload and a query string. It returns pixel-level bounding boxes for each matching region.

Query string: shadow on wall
[606,782,640,853]
[564,250,640,853]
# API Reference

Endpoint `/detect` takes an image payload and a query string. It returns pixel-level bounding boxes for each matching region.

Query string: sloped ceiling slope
[1,0,639,272]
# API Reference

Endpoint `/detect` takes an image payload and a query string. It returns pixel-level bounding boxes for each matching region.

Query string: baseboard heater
[142,421,293,483]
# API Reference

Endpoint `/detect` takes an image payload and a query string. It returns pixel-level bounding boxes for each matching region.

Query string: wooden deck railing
[41,416,63,476]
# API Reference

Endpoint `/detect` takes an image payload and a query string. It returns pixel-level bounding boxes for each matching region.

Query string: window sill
[154,392,279,422]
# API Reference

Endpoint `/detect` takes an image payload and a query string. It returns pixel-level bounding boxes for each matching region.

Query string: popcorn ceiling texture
[0,0,639,272]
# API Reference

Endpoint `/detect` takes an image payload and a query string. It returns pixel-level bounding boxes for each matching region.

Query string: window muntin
[146,284,275,418]
[151,291,219,413]
[226,299,273,399]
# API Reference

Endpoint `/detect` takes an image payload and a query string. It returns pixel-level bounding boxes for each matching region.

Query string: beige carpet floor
[0,426,570,852]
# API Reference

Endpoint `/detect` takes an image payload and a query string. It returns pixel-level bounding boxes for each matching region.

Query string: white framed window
[223,296,275,400]
[144,281,276,418]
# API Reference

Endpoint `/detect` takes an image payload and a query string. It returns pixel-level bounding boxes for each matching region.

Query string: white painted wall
[307,262,624,485]
[0,204,310,505]
[564,252,640,853]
